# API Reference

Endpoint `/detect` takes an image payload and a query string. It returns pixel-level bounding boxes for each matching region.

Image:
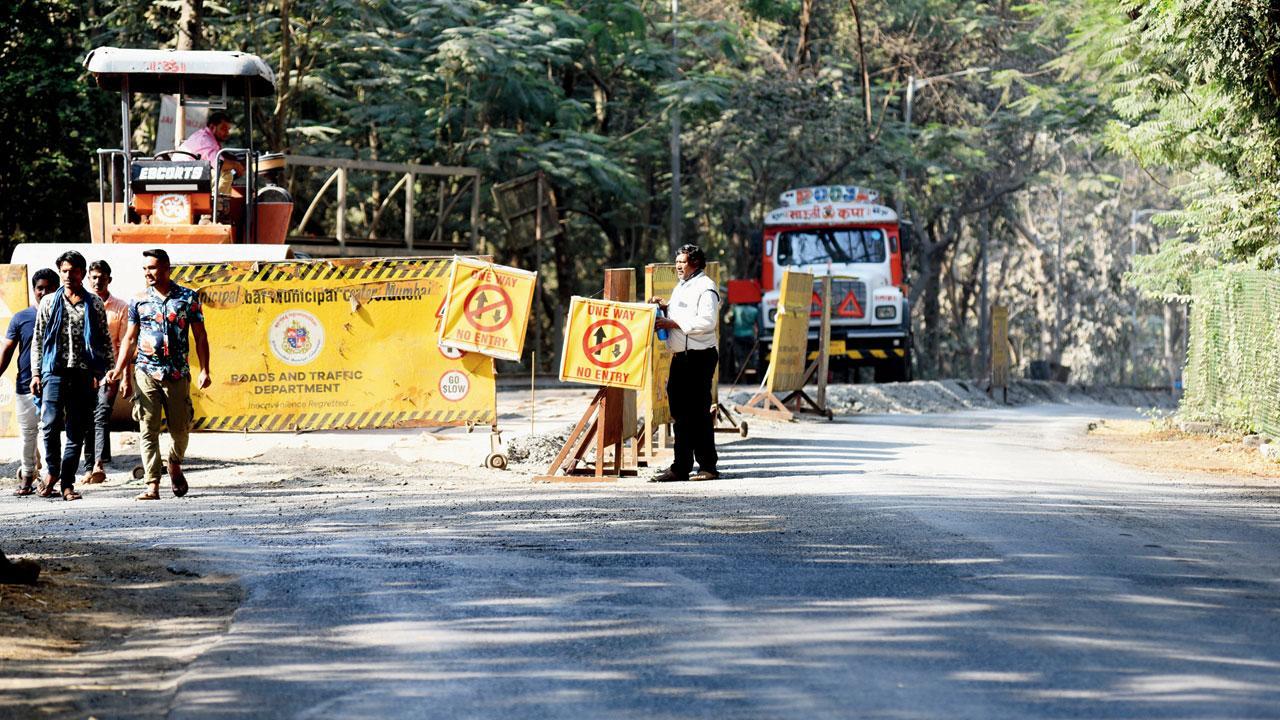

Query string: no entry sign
[559,297,656,391]
[439,257,536,361]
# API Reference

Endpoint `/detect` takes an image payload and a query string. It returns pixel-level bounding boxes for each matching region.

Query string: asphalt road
[4,403,1280,719]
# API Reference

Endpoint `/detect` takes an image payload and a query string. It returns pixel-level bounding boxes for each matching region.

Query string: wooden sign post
[535,268,642,481]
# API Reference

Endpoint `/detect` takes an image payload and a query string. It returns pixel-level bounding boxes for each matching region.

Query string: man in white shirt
[649,244,721,482]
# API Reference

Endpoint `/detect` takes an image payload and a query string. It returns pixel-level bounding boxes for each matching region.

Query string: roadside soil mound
[733,379,1175,416]
[0,540,242,719]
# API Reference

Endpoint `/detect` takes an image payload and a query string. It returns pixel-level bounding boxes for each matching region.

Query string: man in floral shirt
[106,249,211,500]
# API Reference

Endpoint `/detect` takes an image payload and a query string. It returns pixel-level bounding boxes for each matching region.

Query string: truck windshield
[777,229,886,265]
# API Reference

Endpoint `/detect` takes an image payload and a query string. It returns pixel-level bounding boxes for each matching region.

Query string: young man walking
[80,260,130,484]
[30,252,115,501]
[107,249,211,500]
[3,269,57,496]
[649,244,722,482]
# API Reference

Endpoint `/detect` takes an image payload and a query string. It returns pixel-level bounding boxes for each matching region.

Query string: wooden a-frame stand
[737,273,834,422]
[533,387,638,482]
[534,268,640,482]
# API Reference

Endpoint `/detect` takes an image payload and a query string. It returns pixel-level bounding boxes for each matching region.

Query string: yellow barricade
[171,258,495,431]
[440,257,536,361]
[0,266,29,438]
[559,296,656,391]
[640,262,720,426]
[765,270,813,393]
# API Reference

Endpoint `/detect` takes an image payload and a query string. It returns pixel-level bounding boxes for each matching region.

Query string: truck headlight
[875,306,896,320]
[767,309,777,324]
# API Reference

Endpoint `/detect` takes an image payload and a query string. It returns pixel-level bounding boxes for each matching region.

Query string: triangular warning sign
[836,290,864,318]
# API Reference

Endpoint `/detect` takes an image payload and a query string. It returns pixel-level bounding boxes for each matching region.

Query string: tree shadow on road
[79,482,1280,720]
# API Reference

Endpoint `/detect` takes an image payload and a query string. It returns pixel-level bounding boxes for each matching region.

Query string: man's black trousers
[666,347,718,476]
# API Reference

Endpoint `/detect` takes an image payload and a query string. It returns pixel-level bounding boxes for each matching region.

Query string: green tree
[0,1,114,256]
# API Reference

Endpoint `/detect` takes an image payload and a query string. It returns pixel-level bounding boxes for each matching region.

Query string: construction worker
[178,111,245,175]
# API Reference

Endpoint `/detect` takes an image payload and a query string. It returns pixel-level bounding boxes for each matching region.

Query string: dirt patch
[0,540,241,719]
[1085,419,1280,482]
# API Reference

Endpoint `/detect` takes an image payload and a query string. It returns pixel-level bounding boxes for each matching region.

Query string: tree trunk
[177,0,203,51]
[271,0,293,153]
[795,0,813,70]
[847,0,873,132]
[1162,302,1183,395]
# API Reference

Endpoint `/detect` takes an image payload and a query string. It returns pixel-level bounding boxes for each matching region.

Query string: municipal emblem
[269,310,324,365]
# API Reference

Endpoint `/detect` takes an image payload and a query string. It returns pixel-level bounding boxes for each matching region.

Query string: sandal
[36,478,59,498]
[13,477,34,496]
[171,470,188,498]
[83,470,107,485]
[136,481,160,501]
[61,487,82,501]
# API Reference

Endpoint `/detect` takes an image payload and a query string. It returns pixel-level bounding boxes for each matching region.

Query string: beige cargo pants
[132,368,193,482]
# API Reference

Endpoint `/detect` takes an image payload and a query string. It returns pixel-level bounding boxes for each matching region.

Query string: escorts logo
[269,310,325,365]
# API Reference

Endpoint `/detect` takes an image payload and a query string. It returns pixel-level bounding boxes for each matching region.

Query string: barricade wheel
[485,453,508,470]
[739,422,749,438]
[131,465,145,480]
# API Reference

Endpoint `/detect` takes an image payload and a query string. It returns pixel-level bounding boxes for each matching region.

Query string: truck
[727,185,913,383]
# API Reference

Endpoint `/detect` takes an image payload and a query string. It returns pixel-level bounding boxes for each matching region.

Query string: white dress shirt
[665,270,720,352]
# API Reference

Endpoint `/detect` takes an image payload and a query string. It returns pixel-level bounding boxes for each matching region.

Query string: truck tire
[874,352,912,384]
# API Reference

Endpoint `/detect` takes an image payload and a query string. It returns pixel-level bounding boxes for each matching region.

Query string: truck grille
[812,278,867,320]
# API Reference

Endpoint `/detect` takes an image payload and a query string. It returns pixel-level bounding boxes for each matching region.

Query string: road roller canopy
[85,47,276,97]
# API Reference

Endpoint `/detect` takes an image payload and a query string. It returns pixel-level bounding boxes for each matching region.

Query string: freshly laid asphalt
[3,403,1280,719]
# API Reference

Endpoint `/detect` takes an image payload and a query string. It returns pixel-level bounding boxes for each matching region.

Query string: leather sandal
[36,477,59,498]
[61,487,82,501]
[168,462,188,498]
[83,469,107,485]
[136,481,161,501]
[13,476,35,496]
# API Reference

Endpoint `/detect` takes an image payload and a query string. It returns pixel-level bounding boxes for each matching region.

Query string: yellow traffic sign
[559,296,656,391]
[440,257,537,361]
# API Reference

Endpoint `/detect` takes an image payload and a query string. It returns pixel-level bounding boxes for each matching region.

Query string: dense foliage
[12,0,1266,387]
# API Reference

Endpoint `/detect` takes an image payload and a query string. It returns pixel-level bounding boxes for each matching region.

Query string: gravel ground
[730,379,1176,416]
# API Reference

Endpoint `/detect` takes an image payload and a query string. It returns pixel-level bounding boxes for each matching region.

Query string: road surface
[3,401,1279,719]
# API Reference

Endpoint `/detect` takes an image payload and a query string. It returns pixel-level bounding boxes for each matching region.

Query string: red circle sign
[463,284,513,333]
[582,319,633,369]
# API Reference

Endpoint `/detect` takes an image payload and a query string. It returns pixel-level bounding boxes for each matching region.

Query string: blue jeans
[39,368,96,489]
[82,383,116,469]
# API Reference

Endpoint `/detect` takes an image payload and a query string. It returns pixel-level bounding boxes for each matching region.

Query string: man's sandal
[36,478,59,498]
[61,487,82,501]
[83,470,107,485]
[168,461,189,497]
[136,481,161,501]
[13,478,34,496]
